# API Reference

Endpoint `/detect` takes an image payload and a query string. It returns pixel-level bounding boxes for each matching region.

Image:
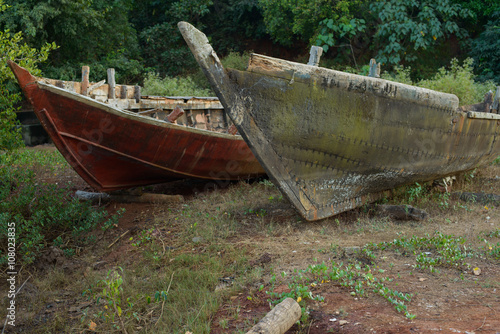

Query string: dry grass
[1,148,499,333]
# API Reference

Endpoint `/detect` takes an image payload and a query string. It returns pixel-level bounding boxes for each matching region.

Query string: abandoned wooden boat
[179,21,500,221]
[8,60,265,192]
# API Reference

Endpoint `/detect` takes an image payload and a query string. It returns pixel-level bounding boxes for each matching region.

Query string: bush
[142,72,212,97]
[0,86,23,151]
[381,66,414,85]
[0,149,123,265]
[191,51,251,91]
[418,58,496,106]
[383,58,496,106]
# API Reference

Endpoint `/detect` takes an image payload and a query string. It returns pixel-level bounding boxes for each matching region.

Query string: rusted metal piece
[228,124,238,135]
[166,107,184,123]
[8,60,265,192]
[179,21,500,221]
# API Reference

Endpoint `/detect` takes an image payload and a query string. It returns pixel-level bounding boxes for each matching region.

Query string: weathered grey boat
[179,22,500,221]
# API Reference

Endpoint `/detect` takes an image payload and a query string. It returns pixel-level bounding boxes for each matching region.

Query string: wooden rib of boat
[178,21,500,221]
[8,60,265,192]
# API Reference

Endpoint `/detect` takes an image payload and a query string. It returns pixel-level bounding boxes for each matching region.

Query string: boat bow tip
[178,22,221,66]
[6,60,36,89]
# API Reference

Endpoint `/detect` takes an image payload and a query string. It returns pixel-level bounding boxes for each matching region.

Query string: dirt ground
[1,144,499,333]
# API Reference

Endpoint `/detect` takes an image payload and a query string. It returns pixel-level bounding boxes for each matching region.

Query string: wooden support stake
[134,85,141,103]
[107,68,116,99]
[246,298,301,334]
[307,46,323,67]
[491,86,500,113]
[81,66,90,95]
[120,85,128,99]
[368,59,380,78]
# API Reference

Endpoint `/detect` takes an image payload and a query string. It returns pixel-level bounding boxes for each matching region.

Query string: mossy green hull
[179,22,500,221]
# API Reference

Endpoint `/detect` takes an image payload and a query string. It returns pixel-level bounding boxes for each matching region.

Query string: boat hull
[9,61,265,192]
[178,22,500,220]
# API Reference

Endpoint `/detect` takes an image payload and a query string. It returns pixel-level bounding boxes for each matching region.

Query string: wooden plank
[87,80,106,94]
[467,111,500,120]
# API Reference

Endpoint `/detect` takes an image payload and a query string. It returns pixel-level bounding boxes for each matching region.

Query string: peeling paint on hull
[8,61,265,192]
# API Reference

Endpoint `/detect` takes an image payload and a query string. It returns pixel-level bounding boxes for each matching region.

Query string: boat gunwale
[36,81,243,141]
[245,53,460,111]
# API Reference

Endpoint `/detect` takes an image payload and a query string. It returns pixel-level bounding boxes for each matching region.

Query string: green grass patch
[0,149,123,265]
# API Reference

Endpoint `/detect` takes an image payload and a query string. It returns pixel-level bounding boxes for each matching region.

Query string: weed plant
[0,149,123,265]
[369,232,473,273]
[266,258,416,321]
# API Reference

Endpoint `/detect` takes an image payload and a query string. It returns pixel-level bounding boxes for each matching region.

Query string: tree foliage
[370,0,473,65]
[0,0,498,93]
[0,0,140,82]
[257,0,361,47]
[470,11,500,83]
[0,1,56,151]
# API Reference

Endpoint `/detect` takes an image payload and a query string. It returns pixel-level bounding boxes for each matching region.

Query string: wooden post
[107,68,116,99]
[245,298,301,334]
[134,85,141,103]
[491,86,500,114]
[81,66,90,95]
[120,85,128,99]
[368,59,380,78]
[307,46,323,67]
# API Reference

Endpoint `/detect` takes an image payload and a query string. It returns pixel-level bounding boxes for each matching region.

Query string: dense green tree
[0,0,141,82]
[258,0,363,47]
[204,0,266,54]
[369,0,473,65]
[0,1,56,151]
[133,0,213,76]
[470,11,500,83]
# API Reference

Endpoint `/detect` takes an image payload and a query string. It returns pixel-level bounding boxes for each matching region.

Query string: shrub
[141,72,212,97]
[191,51,252,91]
[381,65,414,85]
[417,58,496,106]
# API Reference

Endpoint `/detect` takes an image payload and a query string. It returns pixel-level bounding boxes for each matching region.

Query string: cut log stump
[246,298,301,334]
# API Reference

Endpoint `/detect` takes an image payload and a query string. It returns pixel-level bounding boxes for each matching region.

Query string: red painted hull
[9,61,265,192]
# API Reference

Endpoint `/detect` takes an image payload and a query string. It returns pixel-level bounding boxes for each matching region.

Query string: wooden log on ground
[376,204,429,221]
[451,192,500,206]
[75,190,184,204]
[245,298,301,334]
